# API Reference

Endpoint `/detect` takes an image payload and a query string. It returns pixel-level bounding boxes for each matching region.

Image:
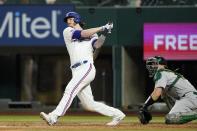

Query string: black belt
[71,60,88,69]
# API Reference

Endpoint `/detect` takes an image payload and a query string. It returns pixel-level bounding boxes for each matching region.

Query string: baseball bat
[108,21,112,34]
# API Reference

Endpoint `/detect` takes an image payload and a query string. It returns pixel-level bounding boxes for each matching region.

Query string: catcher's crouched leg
[165,111,197,124]
[165,113,181,124]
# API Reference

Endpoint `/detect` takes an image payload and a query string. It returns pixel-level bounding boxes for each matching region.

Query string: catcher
[138,56,197,124]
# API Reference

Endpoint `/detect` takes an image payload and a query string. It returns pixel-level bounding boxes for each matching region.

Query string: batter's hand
[101,22,113,33]
[138,107,152,124]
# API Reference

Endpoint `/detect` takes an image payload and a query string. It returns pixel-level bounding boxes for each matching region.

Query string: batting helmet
[64,11,81,24]
[146,56,167,77]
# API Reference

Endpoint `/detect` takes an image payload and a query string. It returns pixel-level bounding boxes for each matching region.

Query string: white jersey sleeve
[63,27,75,43]
[154,71,168,89]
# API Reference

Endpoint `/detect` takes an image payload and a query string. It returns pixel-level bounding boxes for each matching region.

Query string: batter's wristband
[143,96,155,109]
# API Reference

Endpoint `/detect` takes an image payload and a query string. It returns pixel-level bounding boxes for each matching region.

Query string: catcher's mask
[146,56,167,77]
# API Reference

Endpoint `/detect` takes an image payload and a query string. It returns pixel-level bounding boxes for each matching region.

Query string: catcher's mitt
[138,107,152,124]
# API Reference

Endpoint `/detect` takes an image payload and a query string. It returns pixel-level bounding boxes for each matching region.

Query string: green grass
[0,115,196,131]
[0,115,179,124]
[0,115,165,123]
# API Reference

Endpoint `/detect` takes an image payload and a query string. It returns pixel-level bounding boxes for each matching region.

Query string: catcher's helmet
[64,11,81,24]
[146,56,167,77]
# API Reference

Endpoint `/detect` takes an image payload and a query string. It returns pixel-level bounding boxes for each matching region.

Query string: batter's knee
[80,101,95,111]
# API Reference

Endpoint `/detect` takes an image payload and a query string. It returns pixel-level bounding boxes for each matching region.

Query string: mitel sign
[0,5,74,46]
[144,23,197,60]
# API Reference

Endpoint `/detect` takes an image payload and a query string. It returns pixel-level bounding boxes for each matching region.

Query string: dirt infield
[0,121,196,131]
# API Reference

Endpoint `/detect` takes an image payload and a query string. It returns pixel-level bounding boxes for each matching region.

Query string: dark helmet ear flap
[154,56,167,66]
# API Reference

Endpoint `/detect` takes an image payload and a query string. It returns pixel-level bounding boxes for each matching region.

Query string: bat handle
[108,29,111,34]
[108,21,112,34]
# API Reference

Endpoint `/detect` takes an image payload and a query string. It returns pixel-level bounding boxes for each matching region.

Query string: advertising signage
[0,5,74,46]
[144,23,197,60]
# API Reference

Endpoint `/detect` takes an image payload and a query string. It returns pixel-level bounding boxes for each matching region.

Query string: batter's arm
[93,34,106,60]
[92,29,109,60]
[93,34,106,49]
[81,27,103,38]
[81,23,113,38]
[93,48,100,60]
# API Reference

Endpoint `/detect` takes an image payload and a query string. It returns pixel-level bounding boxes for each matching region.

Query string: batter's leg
[77,85,125,126]
[52,64,95,116]
[40,63,95,125]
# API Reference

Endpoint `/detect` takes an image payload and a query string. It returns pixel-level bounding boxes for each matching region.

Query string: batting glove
[101,23,113,33]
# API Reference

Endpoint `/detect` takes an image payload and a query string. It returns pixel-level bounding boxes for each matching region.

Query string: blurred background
[0,0,197,113]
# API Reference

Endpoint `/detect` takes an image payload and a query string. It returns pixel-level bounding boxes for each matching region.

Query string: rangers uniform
[40,11,125,126]
[51,26,124,117]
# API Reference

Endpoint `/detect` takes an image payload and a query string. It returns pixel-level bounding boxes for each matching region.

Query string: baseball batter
[40,11,125,126]
[138,56,197,124]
